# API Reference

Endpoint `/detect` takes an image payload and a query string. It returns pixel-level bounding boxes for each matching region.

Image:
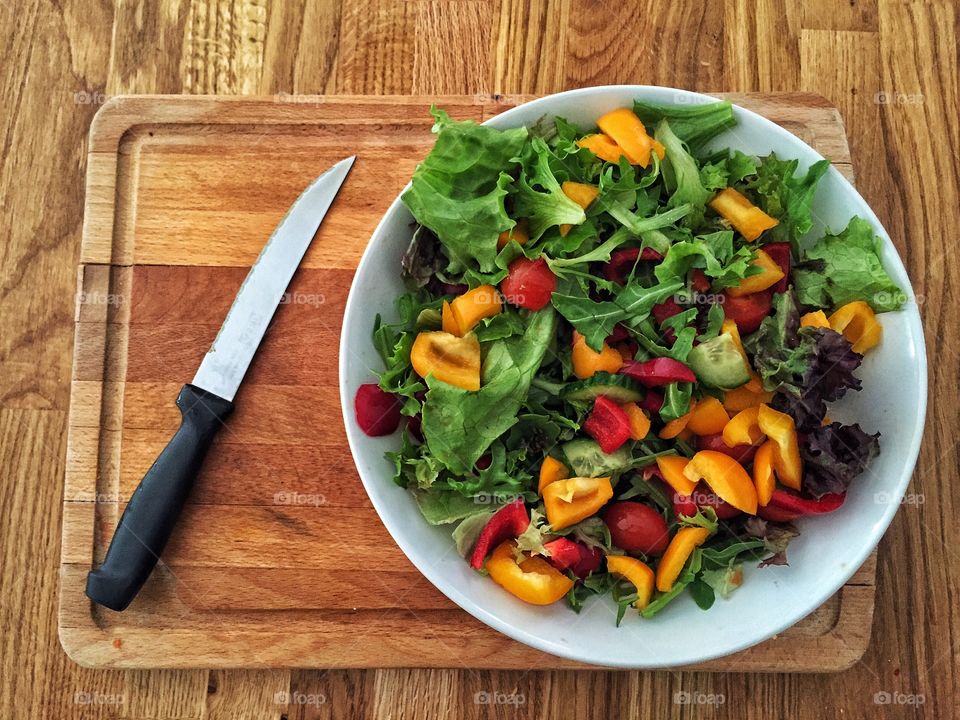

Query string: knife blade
[85,156,355,611]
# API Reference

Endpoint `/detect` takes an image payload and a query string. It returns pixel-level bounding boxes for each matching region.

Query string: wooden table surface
[1,1,956,718]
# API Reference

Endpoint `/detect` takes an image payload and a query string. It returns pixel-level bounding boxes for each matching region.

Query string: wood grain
[2,1,957,718]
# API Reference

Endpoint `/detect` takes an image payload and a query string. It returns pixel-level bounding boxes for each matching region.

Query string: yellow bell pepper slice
[571,331,623,379]
[575,133,627,163]
[753,440,776,507]
[538,456,569,494]
[658,399,696,439]
[449,285,501,336]
[497,218,529,250]
[757,404,802,490]
[656,455,698,496]
[441,301,460,335]
[596,108,657,167]
[410,331,481,391]
[828,300,882,354]
[709,187,779,241]
[722,406,764,447]
[542,476,614,530]
[656,526,712,592]
[800,309,830,329]
[686,396,731,435]
[606,555,655,609]
[723,383,774,413]
[559,181,599,236]
[726,249,786,297]
[486,541,574,605]
[621,402,651,441]
[683,450,758,515]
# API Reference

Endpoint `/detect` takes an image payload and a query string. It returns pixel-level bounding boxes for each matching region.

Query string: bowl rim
[338,84,928,668]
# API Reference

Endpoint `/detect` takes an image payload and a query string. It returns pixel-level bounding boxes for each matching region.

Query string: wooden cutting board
[60,93,875,670]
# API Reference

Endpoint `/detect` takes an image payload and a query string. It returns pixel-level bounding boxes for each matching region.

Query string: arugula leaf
[654,231,759,289]
[513,137,586,240]
[422,308,557,474]
[402,108,528,274]
[551,280,683,351]
[641,548,704,617]
[747,154,831,247]
[632,99,736,154]
[792,217,905,312]
[655,120,713,227]
[660,382,694,422]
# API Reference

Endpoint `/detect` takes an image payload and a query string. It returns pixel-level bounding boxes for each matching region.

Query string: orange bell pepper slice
[441,301,460,335]
[686,396,731,435]
[486,541,574,605]
[559,181,599,236]
[726,249,786,297]
[542,476,614,530]
[722,406,764,447]
[709,187,779,241]
[683,450,758,515]
[658,399,696,439]
[757,404,802,490]
[753,440,776,507]
[410,331,481,391]
[656,455,698,496]
[656,526,711,592]
[571,331,623,379]
[621,402,651,440]
[575,133,627,163]
[606,555,655,609]
[596,108,657,167]
[828,301,882,354]
[497,218,529,250]
[449,285,501,336]
[800,309,830,329]
[538,456,569,494]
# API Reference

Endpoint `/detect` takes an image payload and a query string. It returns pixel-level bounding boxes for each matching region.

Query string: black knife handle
[85,384,233,611]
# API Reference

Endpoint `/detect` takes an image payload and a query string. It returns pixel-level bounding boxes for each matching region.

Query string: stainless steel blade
[192,156,355,401]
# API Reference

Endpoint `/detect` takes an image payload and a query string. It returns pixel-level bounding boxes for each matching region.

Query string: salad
[353,99,904,622]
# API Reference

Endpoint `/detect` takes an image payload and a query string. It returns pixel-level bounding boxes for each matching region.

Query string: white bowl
[339,86,926,668]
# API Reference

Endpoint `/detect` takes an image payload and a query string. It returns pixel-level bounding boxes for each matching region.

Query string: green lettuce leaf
[422,308,557,474]
[402,109,528,274]
[792,217,905,312]
[655,120,712,227]
[632,99,736,154]
[747,154,831,247]
[513,137,586,240]
[412,486,494,525]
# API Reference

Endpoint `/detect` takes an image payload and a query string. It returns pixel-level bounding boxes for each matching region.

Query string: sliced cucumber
[687,333,751,390]
[562,438,632,477]
[561,372,644,403]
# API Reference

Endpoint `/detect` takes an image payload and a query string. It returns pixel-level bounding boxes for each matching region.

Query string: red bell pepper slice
[602,247,664,285]
[607,323,630,343]
[651,296,684,325]
[544,537,603,578]
[583,396,632,453]
[620,357,697,386]
[690,269,711,293]
[469,499,530,569]
[762,242,791,293]
[639,389,664,413]
[758,489,846,522]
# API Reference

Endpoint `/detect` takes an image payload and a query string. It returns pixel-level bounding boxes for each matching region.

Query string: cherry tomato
[690,269,711,293]
[354,384,401,436]
[500,257,557,310]
[718,290,773,334]
[601,501,670,556]
[696,432,758,464]
[691,482,742,520]
[652,296,684,325]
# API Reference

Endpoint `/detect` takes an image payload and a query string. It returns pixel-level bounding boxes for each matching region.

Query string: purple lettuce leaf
[801,422,880,498]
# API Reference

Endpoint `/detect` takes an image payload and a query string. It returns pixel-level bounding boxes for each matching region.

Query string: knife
[85,156,355,611]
